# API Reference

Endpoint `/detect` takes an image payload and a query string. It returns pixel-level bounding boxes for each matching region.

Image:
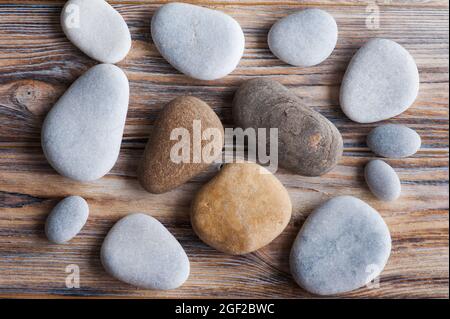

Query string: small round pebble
[101,213,190,290]
[367,124,421,158]
[268,8,338,67]
[45,196,89,244]
[290,196,392,295]
[61,0,132,64]
[365,160,401,202]
[340,38,420,123]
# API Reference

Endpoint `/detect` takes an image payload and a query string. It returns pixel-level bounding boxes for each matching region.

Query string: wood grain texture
[0,0,448,299]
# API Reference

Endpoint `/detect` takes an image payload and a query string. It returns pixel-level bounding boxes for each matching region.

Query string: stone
[290,196,391,296]
[42,64,129,182]
[191,162,292,255]
[367,124,421,158]
[138,96,224,194]
[151,2,245,80]
[268,9,338,67]
[61,0,131,64]
[233,78,343,176]
[101,213,190,290]
[365,160,401,202]
[45,196,89,244]
[340,38,420,123]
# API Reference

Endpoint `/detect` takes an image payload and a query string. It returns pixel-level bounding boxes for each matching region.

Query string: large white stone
[42,64,129,182]
[151,2,245,80]
[340,38,419,123]
[61,0,132,63]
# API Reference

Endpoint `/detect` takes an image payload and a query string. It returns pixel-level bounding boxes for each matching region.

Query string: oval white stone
[365,160,402,202]
[45,196,89,244]
[340,38,419,123]
[268,9,338,67]
[42,64,129,182]
[101,213,190,290]
[151,2,245,80]
[290,196,392,295]
[61,0,131,64]
[367,124,421,158]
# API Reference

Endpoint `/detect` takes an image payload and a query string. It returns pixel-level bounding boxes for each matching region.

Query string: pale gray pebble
[101,213,190,290]
[340,38,419,123]
[61,0,131,64]
[151,2,245,80]
[290,196,391,296]
[365,160,401,202]
[42,64,129,182]
[45,196,89,244]
[268,8,338,67]
[367,124,421,158]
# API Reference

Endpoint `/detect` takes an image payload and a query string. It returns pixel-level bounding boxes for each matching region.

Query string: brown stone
[191,162,292,255]
[233,78,343,176]
[138,96,224,194]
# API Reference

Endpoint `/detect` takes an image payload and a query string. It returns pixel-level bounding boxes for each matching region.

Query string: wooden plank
[0,1,448,298]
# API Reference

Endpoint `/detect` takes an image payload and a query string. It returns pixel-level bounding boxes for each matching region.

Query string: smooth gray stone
[340,38,419,123]
[365,160,401,202]
[290,196,391,296]
[101,213,190,290]
[268,9,338,67]
[61,0,131,64]
[151,2,245,80]
[367,124,421,158]
[45,196,89,244]
[42,64,129,182]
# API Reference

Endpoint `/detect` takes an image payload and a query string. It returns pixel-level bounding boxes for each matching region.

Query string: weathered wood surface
[0,0,448,299]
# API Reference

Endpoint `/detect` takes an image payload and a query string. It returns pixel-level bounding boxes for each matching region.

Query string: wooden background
[0,0,448,299]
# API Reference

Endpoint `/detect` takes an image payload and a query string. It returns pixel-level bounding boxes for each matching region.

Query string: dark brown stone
[233,78,343,176]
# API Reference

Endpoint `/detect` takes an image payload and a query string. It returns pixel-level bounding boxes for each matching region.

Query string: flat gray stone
[42,64,129,182]
[101,213,190,290]
[290,196,391,296]
[151,2,245,80]
[45,196,89,244]
[268,9,338,67]
[367,124,421,158]
[61,0,131,64]
[365,160,401,202]
[340,38,419,123]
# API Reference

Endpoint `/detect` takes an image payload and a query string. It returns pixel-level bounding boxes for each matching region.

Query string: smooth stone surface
[61,0,131,64]
[151,2,245,80]
[101,213,190,290]
[138,96,224,194]
[367,124,421,158]
[191,162,292,255]
[340,38,419,123]
[268,9,338,67]
[42,64,129,182]
[365,160,401,202]
[233,78,343,176]
[45,196,89,244]
[290,196,392,295]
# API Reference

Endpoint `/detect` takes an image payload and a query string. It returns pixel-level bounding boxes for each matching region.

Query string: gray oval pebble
[290,196,391,295]
[340,38,419,123]
[151,2,245,80]
[45,196,89,244]
[268,8,338,67]
[367,124,421,158]
[101,213,190,290]
[42,64,129,182]
[61,0,132,64]
[365,160,401,202]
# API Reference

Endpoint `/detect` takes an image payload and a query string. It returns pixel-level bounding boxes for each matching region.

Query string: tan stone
[191,162,292,255]
[138,96,224,194]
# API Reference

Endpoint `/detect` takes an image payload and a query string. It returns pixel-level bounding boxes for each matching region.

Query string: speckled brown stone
[191,162,292,255]
[233,78,343,176]
[138,96,224,194]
